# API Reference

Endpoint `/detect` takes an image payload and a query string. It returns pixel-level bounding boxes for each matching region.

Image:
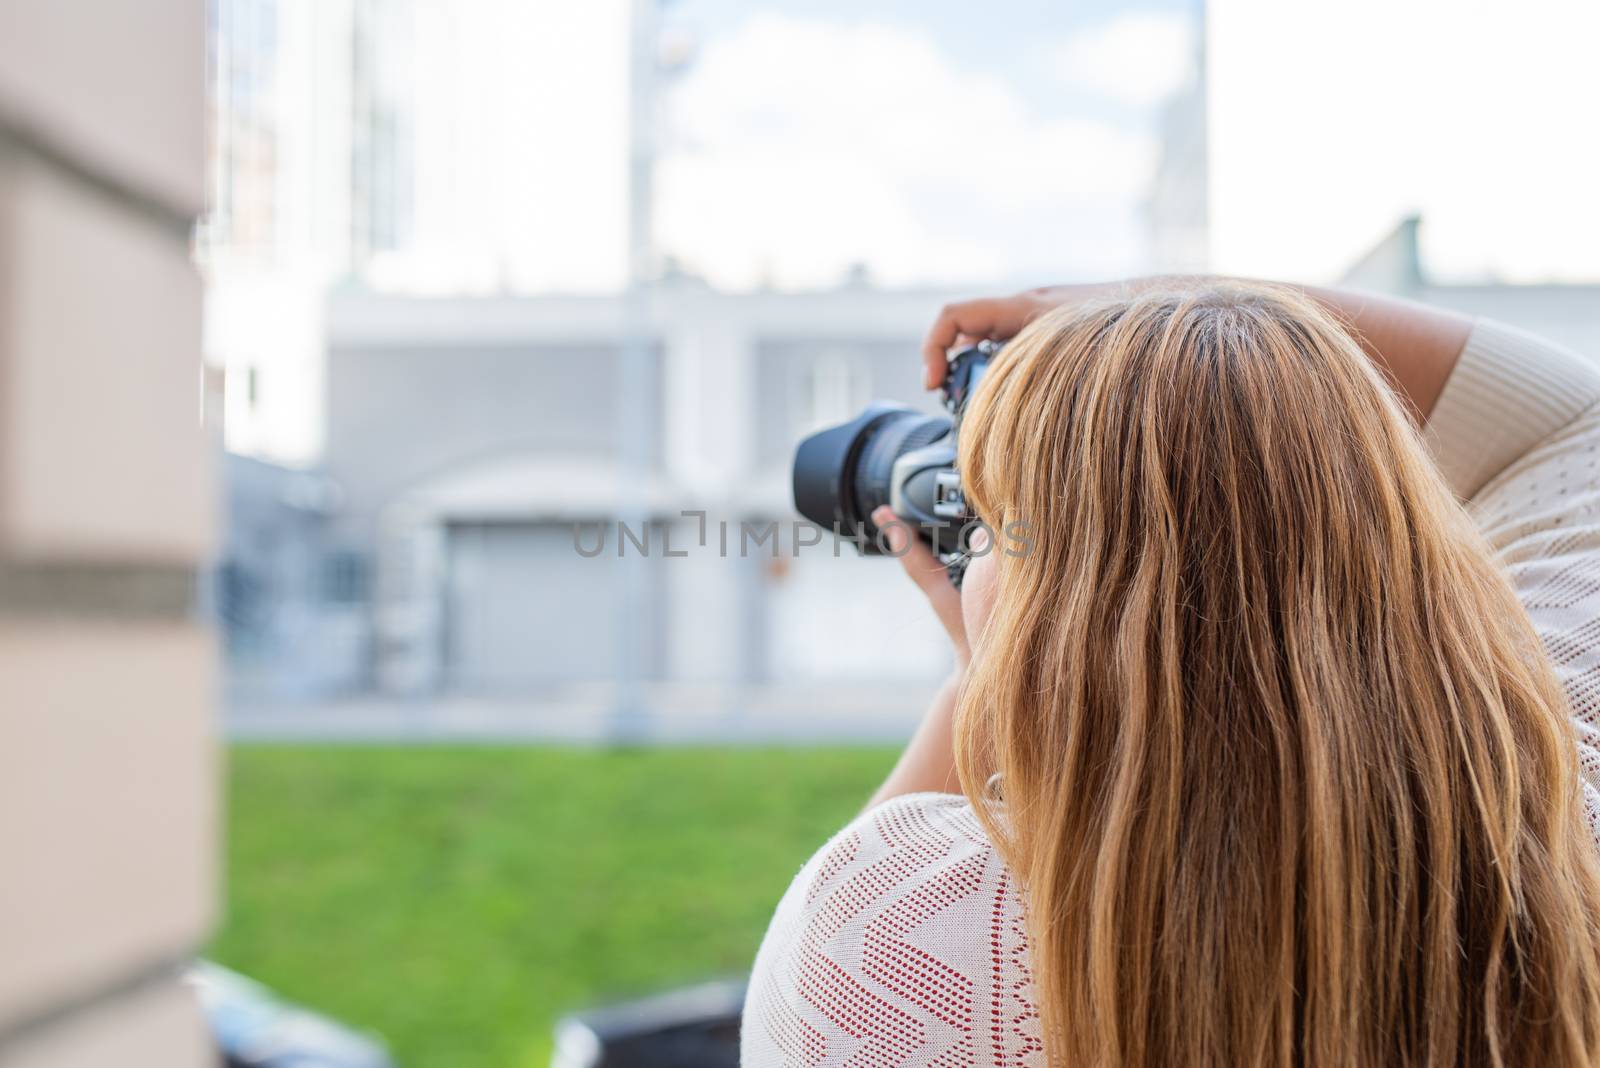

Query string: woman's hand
[921,285,1084,389]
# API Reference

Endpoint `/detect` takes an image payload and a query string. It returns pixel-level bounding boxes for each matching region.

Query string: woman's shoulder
[782,791,1008,920]
[830,790,997,863]
[742,792,1045,1066]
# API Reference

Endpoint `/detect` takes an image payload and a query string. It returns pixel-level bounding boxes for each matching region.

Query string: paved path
[226,682,936,745]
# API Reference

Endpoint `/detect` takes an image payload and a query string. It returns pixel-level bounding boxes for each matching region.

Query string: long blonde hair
[955,283,1600,1066]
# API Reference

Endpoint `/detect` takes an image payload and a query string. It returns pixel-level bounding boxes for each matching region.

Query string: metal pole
[612,0,658,742]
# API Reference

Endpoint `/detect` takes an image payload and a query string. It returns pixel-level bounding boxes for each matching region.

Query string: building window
[797,351,869,434]
[321,550,370,605]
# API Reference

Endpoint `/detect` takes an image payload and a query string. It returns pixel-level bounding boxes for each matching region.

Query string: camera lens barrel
[849,412,951,533]
[791,343,994,562]
[792,404,952,555]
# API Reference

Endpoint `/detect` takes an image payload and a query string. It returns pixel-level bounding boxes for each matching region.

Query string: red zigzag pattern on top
[757,799,1044,1066]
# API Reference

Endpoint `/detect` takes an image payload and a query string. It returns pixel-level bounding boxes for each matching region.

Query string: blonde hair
[955,283,1600,1066]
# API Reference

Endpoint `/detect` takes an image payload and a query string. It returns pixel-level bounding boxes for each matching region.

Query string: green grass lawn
[211,745,896,1068]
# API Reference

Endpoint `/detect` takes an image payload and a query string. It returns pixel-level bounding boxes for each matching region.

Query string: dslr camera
[791,342,996,586]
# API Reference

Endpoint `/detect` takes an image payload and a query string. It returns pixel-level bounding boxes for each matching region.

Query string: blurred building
[0,2,216,1063]
[301,228,1599,709]
[321,283,957,699]
[203,0,352,464]
[218,454,365,701]
[205,0,656,713]
[208,0,1599,732]
[1145,15,1208,274]
[202,0,632,465]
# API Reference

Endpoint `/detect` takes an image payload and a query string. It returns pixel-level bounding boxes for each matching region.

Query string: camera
[791,342,996,585]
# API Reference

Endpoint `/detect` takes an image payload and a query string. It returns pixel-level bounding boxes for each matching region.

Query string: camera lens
[792,404,951,553]
[849,413,950,525]
[791,344,993,564]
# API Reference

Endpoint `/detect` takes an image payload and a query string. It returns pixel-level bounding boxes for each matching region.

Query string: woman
[742,279,1600,1066]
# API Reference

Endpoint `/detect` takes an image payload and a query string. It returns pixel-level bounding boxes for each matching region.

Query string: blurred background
[198,0,1600,1063]
[2,1,1594,1067]
[203,0,1600,737]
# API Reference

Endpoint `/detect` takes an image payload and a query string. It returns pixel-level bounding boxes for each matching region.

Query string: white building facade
[322,284,961,703]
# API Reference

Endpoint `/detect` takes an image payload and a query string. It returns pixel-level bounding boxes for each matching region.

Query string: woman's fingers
[874,506,938,585]
[928,294,1049,385]
[922,289,1076,388]
[922,298,1017,388]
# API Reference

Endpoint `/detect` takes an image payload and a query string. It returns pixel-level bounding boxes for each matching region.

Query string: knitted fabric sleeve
[741,792,1043,1067]
[1426,319,1600,501]
[1432,319,1600,834]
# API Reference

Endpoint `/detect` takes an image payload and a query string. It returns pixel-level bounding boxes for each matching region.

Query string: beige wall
[0,2,218,1065]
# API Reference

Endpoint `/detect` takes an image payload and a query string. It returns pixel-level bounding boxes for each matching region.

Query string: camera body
[791,342,995,580]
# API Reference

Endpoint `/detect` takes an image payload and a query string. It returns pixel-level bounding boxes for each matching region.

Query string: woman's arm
[865,672,963,809]
[921,279,1473,424]
[863,506,969,809]
[1300,284,1470,422]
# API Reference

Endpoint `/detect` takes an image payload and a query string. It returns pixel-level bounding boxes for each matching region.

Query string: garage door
[445,521,625,690]
[764,550,955,682]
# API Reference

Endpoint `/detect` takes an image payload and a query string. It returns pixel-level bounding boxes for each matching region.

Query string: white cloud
[656,14,1156,291]
[1207,0,1600,282]
[1053,11,1197,108]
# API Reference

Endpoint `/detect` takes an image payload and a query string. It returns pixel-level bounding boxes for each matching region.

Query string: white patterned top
[742,319,1600,1066]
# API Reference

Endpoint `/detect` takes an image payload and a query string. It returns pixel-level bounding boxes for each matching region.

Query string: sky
[1206,0,1600,283]
[262,0,1600,295]
[647,0,1599,290]
[653,0,1200,290]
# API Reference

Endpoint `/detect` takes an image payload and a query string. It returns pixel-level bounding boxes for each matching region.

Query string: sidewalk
[225,681,937,745]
